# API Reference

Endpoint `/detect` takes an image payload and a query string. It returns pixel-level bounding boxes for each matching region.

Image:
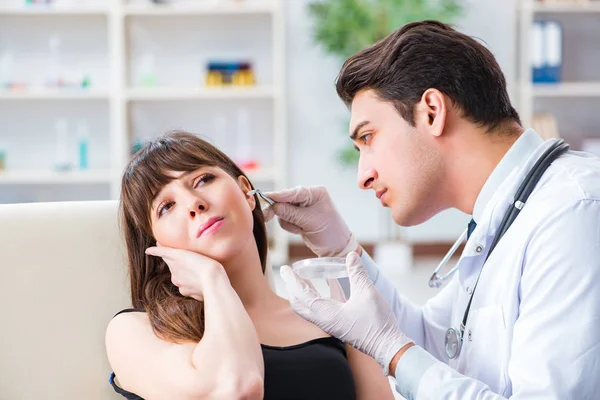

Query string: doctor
[267,21,600,399]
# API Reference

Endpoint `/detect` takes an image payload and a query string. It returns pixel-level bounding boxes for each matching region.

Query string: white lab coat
[361,129,600,399]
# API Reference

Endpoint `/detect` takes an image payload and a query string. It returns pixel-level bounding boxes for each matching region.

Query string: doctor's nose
[358,163,377,190]
[187,198,208,218]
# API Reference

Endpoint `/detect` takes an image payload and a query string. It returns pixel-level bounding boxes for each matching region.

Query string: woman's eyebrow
[150,168,213,209]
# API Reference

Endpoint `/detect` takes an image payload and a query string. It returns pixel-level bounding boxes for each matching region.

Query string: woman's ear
[238,175,256,211]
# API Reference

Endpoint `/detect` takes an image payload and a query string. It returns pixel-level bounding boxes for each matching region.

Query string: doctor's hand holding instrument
[263,186,359,257]
[281,251,413,374]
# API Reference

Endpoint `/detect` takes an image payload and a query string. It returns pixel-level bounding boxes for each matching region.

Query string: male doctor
[267,21,600,399]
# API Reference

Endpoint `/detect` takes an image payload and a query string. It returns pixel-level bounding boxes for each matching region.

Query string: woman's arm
[346,345,396,400]
[106,272,264,400]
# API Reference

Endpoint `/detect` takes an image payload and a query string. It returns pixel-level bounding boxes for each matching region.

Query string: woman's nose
[187,198,208,218]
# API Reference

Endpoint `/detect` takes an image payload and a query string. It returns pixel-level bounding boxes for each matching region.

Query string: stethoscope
[428,139,570,359]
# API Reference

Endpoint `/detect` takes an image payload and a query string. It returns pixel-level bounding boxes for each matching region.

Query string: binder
[532,20,563,83]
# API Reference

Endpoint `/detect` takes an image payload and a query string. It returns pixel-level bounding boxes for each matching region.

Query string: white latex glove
[264,186,358,257]
[280,251,413,374]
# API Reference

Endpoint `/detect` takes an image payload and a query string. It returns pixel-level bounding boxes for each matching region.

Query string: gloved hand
[264,186,358,257]
[280,251,413,374]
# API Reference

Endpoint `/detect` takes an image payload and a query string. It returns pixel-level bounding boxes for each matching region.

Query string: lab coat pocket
[463,305,508,395]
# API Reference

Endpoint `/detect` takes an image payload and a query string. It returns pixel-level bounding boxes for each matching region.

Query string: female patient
[105,132,394,399]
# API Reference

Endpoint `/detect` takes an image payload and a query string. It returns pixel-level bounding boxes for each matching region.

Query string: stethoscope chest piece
[445,327,462,359]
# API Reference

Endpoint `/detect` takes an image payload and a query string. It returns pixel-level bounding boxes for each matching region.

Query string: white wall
[284,0,518,243]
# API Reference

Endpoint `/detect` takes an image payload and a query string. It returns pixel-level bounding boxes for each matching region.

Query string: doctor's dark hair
[336,20,521,132]
[119,131,268,343]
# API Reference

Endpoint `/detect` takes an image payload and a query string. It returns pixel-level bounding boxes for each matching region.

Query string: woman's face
[149,166,257,263]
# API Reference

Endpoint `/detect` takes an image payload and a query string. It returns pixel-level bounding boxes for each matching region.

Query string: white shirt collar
[472,129,544,223]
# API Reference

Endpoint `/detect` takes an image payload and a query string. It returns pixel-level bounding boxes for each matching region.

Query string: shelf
[529,1,600,13]
[0,167,274,185]
[124,1,275,16]
[0,6,108,16]
[0,170,111,185]
[126,85,276,101]
[532,82,600,97]
[0,89,109,101]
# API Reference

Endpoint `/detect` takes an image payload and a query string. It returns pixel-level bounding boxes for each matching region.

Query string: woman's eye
[157,202,173,217]
[194,173,216,188]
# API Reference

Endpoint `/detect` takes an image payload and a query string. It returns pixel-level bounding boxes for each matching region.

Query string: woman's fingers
[145,246,167,258]
[145,245,179,259]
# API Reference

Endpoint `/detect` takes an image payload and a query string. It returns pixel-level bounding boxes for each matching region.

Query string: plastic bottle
[47,36,62,88]
[235,107,258,170]
[54,118,71,171]
[0,142,7,171]
[212,114,228,150]
[77,119,90,170]
[138,53,157,87]
[0,51,15,88]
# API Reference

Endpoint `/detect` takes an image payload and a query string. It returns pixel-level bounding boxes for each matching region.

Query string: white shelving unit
[0,5,109,15]
[0,169,111,184]
[0,89,110,100]
[0,0,289,265]
[532,81,600,97]
[517,0,600,129]
[123,1,275,15]
[125,84,276,101]
[530,0,600,12]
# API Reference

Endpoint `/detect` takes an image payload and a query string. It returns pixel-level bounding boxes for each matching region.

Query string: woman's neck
[222,238,286,313]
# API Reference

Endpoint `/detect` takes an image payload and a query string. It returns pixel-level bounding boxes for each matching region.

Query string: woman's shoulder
[113,308,146,318]
[106,309,150,351]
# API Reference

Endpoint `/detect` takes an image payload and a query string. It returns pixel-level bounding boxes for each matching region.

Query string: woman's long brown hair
[119,131,268,343]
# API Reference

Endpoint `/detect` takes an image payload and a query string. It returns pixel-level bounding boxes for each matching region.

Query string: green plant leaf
[308,0,463,166]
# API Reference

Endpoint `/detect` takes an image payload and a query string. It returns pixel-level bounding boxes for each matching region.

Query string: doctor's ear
[417,88,447,138]
[238,176,256,211]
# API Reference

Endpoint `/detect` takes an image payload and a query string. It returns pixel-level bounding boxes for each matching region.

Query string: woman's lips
[197,217,224,238]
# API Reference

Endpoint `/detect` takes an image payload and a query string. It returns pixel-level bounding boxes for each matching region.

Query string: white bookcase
[0,0,289,265]
[517,0,600,147]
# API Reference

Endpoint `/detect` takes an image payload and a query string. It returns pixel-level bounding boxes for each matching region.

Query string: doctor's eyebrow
[350,121,370,141]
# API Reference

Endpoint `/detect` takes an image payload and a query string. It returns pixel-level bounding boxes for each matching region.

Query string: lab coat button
[468,330,472,341]
[476,245,483,253]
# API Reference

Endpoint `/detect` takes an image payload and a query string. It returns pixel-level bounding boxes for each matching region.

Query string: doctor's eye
[359,133,372,144]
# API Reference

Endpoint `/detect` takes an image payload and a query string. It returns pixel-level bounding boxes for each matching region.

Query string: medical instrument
[436,140,570,359]
[292,257,347,279]
[247,189,275,206]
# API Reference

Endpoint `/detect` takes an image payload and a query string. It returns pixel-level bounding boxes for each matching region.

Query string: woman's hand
[145,244,227,301]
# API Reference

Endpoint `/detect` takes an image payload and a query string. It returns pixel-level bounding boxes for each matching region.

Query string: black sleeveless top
[110,309,356,399]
